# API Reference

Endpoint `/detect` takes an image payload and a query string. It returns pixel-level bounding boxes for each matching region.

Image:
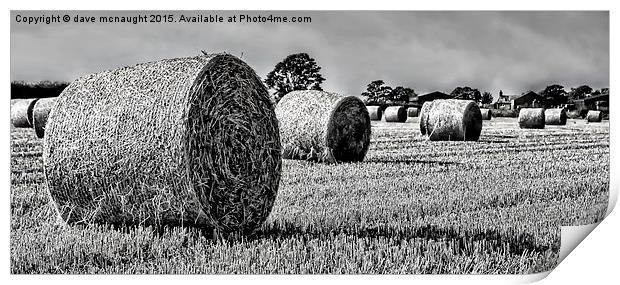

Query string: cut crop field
[10,117,609,274]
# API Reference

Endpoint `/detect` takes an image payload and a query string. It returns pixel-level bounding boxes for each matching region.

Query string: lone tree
[540,84,567,107]
[481,91,494,105]
[568,85,593,102]
[389,86,416,103]
[265,53,326,103]
[450,86,482,103]
[362,80,393,104]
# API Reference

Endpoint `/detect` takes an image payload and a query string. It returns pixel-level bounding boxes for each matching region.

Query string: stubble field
[10,117,609,274]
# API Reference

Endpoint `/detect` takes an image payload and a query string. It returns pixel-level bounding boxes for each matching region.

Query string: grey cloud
[10,11,608,97]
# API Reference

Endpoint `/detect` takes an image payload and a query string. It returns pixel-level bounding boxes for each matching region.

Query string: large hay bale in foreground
[43,54,281,234]
[544,108,567,125]
[33,97,57,138]
[586,110,603,122]
[479,108,492,120]
[407,107,419,117]
[423,99,482,141]
[11,98,38,128]
[384,106,407,122]
[419,101,434,135]
[366,106,382,120]
[276,90,371,163]
[518,108,545,129]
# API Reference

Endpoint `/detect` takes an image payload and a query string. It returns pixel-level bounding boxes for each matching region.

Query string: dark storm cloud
[10,11,609,97]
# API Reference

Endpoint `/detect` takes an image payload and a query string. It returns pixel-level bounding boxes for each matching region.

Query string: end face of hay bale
[544,108,567,125]
[366,105,382,120]
[43,54,281,235]
[424,99,482,141]
[479,108,492,120]
[518,108,545,129]
[419,101,435,135]
[384,106,407,122]
[586,110,603,122]
[33,98,57,138]
[11,99,39,128]
[407,107,419,117]
[276,90,371,163]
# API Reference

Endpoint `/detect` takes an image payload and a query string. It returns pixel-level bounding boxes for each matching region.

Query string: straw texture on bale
[518,108,545,129]
[11,98,38,128]
[419,101,434,135]
[33,97,57,138]
[366,106,382,121]
[384,106,407,122]
[276,90,371,163]
[43,54,281,234]
[586,110,603,122]
[479,108,492,120]
[407,107,419,117]
[423,99,482,141]
[544,108,567,125]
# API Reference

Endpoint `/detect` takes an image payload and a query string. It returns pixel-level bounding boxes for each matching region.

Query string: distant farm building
[413,91,453,106]
[494,91,546,110]
[572,93,609,115]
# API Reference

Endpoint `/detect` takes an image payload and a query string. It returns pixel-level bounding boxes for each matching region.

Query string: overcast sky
[10,11,609,98]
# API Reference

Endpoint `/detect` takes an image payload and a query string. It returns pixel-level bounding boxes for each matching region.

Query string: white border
[3,1,618,284]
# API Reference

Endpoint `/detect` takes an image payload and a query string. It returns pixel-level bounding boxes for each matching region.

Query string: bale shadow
[251,221,557,256]
[365,158,463,166]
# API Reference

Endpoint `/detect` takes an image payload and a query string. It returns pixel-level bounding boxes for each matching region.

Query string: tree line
[264,52,608,107]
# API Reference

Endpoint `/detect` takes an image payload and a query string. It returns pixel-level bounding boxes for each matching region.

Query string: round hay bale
[518,108,545,129]
[544,108,567,125]
[11,98,39,128]
[424,99,482,141]
[43,54,281,234]
[366,105,382,121]
[407,107,419,117]
[384,106,407,122]
[586,110,603,122]
[479,108,492,120]
[276,90,371,163]
[419,101,435,135]
[33,97,57,138]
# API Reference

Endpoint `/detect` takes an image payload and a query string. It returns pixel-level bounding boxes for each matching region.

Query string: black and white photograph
[8,9,612,277]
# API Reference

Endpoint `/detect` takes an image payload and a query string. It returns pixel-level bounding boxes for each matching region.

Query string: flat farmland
[10,117,609,274]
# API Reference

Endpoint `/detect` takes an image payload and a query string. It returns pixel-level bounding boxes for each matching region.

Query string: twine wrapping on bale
[518,108,545,129]
[586,110,603,122]
[407,107,419,117]
[384,106,407,122]
[544,108,567,125]
[43,54,281,235]
[479,108,492,120]
[276,90,371,163]
[366,106,382,121]
[33,97,57,138]
[423,99,482,141]
[11,98,39,128]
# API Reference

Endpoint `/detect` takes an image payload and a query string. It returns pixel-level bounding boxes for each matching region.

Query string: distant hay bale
[518,108,545,129]
[544,108,567,125]
[419,101,435,135]
[479,108,492,120]
[366,106,382,120]
[586,110,603,122]
[43,54,281,235]
[423,99,482,141]
[11,98,38,128]
[33,98,57,138]
[407,107,419,117]
[276,90,371,163]
[384,106,407,122]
